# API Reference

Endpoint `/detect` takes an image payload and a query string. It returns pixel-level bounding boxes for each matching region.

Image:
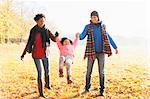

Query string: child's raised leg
[65,55,73,84]
[59,56,65,77]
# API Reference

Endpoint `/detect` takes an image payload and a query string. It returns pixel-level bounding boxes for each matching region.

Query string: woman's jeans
[34,58,50,96]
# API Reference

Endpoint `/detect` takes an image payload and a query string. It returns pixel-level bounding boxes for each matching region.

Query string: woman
[21,14,58,98]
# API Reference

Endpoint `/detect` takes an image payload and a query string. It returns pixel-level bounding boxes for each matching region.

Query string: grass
[0,43,149,99]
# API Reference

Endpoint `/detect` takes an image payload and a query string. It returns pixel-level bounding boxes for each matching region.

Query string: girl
[55,32,79,84]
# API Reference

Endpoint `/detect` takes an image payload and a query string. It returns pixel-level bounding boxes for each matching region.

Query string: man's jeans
[85,53,105,93]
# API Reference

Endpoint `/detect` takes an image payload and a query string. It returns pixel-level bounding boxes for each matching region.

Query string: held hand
[76,32,80,38]
[115,49,118,54]
[55,37,59,41]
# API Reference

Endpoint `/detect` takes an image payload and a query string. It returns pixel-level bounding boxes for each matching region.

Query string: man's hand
[115,48,118,54]
[76,33,80,38]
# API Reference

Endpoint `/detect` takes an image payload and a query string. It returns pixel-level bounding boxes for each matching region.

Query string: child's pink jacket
[56,37,79,56]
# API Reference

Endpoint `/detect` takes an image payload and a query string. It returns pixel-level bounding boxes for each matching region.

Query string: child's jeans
[59,55,73,76]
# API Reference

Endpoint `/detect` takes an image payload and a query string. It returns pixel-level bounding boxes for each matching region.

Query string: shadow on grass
[67,87,100,99]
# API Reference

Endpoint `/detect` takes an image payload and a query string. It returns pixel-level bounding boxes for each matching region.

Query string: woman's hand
[55,31,59,37]
[21,55,24,61]
[55,31,60,41]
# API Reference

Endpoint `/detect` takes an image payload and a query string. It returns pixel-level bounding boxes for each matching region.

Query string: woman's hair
[60,37,73,45]
[34,14,45,21]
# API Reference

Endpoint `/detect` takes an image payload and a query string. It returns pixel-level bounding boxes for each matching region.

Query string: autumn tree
[0,0,32,43]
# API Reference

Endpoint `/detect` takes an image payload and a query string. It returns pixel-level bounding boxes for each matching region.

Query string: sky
[1,0,150,39]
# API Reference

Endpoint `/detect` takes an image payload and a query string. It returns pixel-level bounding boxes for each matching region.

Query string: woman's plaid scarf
[84,22,112,60]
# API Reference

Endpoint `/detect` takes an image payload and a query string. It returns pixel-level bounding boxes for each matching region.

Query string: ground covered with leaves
[0,44,149,99]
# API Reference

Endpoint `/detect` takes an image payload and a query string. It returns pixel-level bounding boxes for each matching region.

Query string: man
[79,11,118,97]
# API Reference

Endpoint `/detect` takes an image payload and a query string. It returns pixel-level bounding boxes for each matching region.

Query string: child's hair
[34,14,45,21]
[60,37,73,45]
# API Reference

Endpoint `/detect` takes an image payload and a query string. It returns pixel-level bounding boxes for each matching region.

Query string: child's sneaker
[59,69,64,77]
[67,79,73,84]
[67,76,73,84]
[59,73,64,77]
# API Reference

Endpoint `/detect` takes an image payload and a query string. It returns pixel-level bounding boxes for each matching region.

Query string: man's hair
[60,37,73,45]
[34,14,45,21]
